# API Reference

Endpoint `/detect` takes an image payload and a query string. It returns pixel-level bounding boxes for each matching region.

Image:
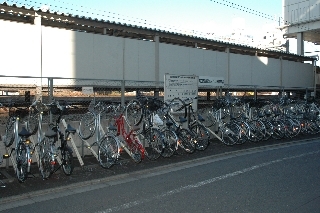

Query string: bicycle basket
[148,98,162,111]
[9,107,29,117]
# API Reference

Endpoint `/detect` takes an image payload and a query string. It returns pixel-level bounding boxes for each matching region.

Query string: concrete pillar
[154,35,160,98]
[121,38,125,106]
[297,32,304,55]
[226,47,230,86]
[34,12,42,101]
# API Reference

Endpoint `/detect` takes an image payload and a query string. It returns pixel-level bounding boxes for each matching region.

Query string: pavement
[0,134,319,199]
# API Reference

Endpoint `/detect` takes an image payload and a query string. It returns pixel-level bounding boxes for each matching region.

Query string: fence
[0,75,318,168]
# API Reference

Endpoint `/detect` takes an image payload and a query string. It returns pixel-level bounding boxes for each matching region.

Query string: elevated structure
[282,0,320,55]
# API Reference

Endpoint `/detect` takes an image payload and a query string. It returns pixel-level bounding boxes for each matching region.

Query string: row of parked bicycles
[1,93,320,183]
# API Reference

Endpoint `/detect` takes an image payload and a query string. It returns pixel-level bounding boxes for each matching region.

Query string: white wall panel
[124,39,139,80]
[189,48,204,75]
[73,31,94,78]
[124,39,155,81]
[202,50,217,76]
[216,52,228,79]
[93,34,123,80]
[100,36,124,80]
[42,27,76,78]
[159,44,190,77]
[252,57,281,86]
[282,61,314,87]
[0,20,40,82]
[229,54,252,85]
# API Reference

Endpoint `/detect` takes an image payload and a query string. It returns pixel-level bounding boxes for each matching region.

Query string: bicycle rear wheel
[190,123,210,151]
[271,120,285,139]
[221,122,240,146]
[98,135,119,168]
[4,116,15,147]
[27,109,39,135]
[144,128,163,161]
[126,99,143,126]
[61,146,74,175]
[16,144,28,183]
[248,120,265,142]
[79,111,96,140]
[177,128,195,154]
[38,138,51,179]
[161,129,177,158]
[129,139,144,163]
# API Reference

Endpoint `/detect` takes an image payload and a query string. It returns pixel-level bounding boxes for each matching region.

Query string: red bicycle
[109,106,145,163]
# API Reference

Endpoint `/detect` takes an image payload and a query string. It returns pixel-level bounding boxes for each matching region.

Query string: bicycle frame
[114,112,145,161]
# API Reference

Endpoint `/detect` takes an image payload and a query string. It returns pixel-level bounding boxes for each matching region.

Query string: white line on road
[96,150,320,213]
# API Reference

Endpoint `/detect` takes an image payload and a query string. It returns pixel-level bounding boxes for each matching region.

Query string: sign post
[164,74,198,111]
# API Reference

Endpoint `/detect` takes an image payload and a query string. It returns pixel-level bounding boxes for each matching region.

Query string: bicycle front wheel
[144,128,163,161]
[79,111,96,140]
[61,146,74,175]
[126,99,143,126]
[197,106,216,128]
[16,144,28,183]
[98,135,119,168]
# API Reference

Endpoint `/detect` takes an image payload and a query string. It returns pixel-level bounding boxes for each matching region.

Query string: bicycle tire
[61,146,74,175]
[144,128,163,161]
[262,120,273,141]
[16,144,28,183]
[177,128,195,154]
[78,111,96,140]
[221,122,240,146]
[197,106,216,128]
[126,99,143,126]
[248,120,265,142]
[271,120,285,140]
[129,139,144,163]
[39,138,51,179]
[27,110,39,135]
[98,135,119,169]
[190,123,210,151]
[289,118,301,137]
[161,129,177,158]
[307,121,320,134]
[236,121,250,145]
[4,116,15,147]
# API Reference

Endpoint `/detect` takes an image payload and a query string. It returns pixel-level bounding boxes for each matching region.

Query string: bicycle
[108,105,145,163]
[132,96,169,160]
[38,101,76,179]
[2,102,38,182]
[175,97,210,151]
[78,100,110,140]
[160,99,196,154]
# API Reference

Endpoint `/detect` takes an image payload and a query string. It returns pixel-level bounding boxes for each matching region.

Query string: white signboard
[198,76,224,87]
[164,74,198,111]
[82,87,94,95]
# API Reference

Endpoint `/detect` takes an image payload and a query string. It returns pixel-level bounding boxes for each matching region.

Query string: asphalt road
[0,135,319,212]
